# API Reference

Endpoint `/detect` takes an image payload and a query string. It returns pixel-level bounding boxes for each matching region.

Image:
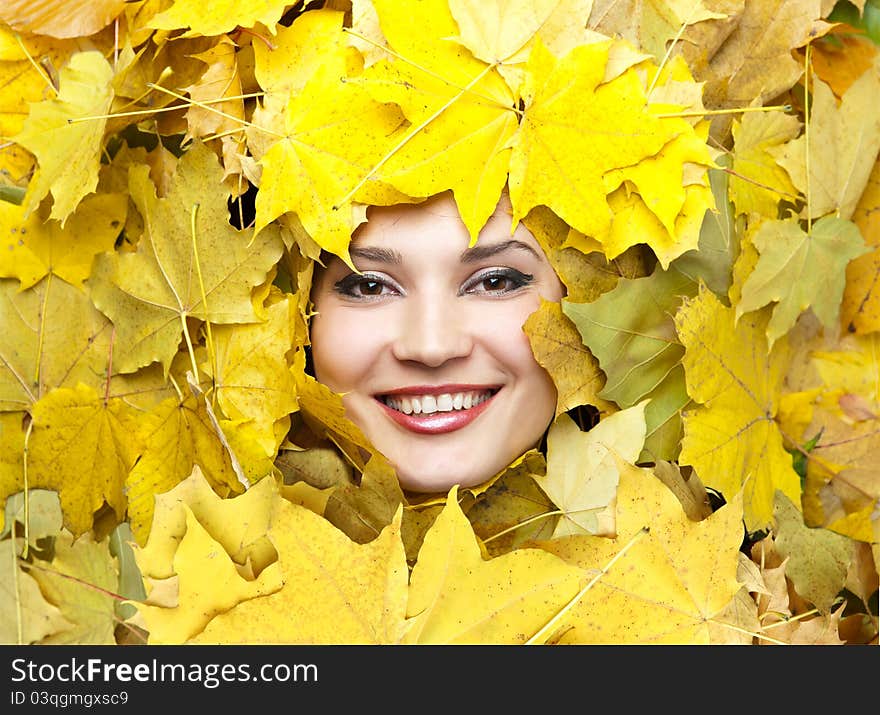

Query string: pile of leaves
[1,0,878,645]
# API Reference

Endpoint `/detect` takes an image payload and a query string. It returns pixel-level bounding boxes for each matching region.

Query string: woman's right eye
[333,273,398,299]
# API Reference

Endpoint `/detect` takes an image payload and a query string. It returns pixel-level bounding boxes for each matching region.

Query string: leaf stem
[482,509,564,543]
[21,417,34,560]
[14,32,56,95]
[654,104,792,119]
[180,313,200,382]
[524,526,649,645]
[145,83,284,139]
[804,42,812,233]
[190,203,217,398]
[67,92,266,124]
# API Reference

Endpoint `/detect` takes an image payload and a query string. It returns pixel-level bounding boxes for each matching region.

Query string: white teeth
[384,390,494,415]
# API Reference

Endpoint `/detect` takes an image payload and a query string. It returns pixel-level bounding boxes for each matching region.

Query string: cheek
[310,309,384,391]
[481,300,549,379]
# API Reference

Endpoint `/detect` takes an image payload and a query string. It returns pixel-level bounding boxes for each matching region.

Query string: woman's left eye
[462,269,534,295]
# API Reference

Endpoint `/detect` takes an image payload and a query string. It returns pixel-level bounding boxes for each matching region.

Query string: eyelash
[333,268,535,300]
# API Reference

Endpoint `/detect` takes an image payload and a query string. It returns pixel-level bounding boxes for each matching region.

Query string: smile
[381,389,494,415]
[375,387,499,434]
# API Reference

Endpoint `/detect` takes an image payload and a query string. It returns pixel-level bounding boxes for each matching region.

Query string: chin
[395,466,492,494]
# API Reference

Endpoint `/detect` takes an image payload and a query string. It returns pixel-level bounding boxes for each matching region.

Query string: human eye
[333,272,400,300]
[461,267,534,296]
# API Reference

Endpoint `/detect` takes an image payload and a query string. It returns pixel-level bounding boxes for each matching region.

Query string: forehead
[351,193,539,253]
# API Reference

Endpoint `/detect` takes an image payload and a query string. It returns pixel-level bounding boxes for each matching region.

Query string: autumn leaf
[0,0,127,39]
[466,450,556,557]
[840,153,880,334]
[773,490,854,613]
[0,191,126,291]
[137,468,410,644]
[252,10,406,264]
[0,275,113,413]
[563,265,695,460]
[90,141,284,373]
[697,0,831,133]
[509,38,715,266]
[533,461,746,644]
[133,469,281,644]
[534,403,647,538]
[675,284,801,532]
[588,0,726,62]
[361,0,518,242]
[27,383,142,538]
[207,291,298,442]
[728,107,801,216]
[0,539,73,645]
[148,0,292,37]
[403,485,584,644]
[777,59,880,221]
[27,530,120,644]
[736,216,869,348]
[11,50,114,223]
[523,300,610,418]
[124,391,244,546]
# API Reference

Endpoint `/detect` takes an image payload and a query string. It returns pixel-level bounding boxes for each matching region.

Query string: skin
[309,192,565,493]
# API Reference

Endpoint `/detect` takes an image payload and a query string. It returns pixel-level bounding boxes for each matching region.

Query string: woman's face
[309,193,564,493]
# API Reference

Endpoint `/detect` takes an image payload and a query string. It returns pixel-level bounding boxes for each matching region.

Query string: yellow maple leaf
[133,490,283,644]
[535,402,648,538]
[89,141,284,373]
[509,38,714,265]
[403,485,584,644]
[208,293,298,434]
[253,15,406,264]
[523,299,611,418]
[27,384,142,538]
[0,275,112,412]
[466,452,557,556]
[0,191,126,290]
[149,0,291,37]
[178,475,410,644]
[729,107,801,217]
[125,392,243,546]
[292,355,376,473]
[448,0,564,64]
[534,461,745,644]
[12,50,113,223]
[675,285,801,532]
[357,0,518,244]
[588,0,726,62]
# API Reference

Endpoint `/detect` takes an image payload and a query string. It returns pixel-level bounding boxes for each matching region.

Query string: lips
[375,385,499,434]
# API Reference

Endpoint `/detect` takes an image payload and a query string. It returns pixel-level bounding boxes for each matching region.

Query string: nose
[391,293,473,367]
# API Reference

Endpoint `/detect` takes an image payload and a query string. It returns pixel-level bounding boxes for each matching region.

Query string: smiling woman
[309,191,565,493]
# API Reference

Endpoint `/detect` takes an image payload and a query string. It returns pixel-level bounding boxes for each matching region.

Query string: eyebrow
[349,246,402,264]
[460,239,541,263]
[347,239,541,266]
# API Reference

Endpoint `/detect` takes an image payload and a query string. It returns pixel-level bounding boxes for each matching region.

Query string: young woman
[308,191,565,493]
